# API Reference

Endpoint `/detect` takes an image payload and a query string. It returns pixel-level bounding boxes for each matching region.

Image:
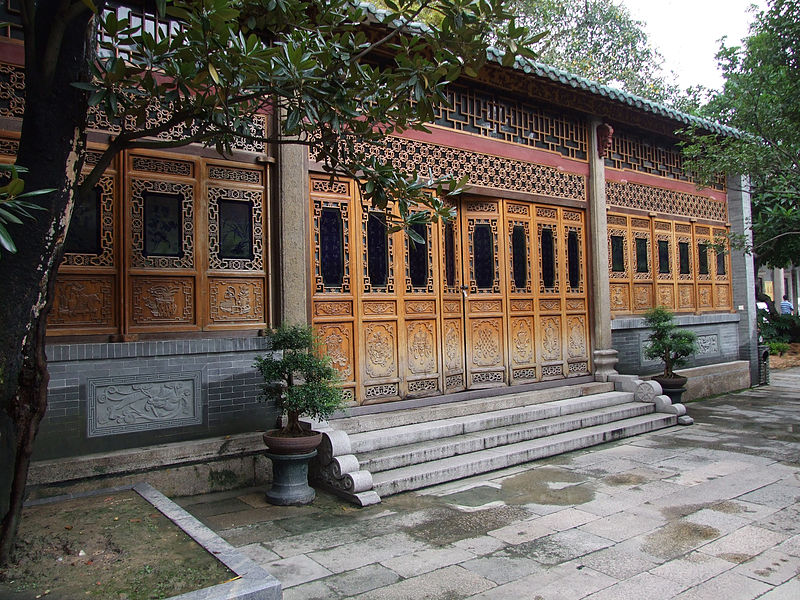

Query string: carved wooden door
[399,219,443,398]
[461,199,507,389]
[504,201,537,384]
[309,177,358,405]
[439,203,466,394]
[356,206,403,404]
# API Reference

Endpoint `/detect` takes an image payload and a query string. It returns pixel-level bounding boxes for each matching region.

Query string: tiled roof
[360,2,738,137]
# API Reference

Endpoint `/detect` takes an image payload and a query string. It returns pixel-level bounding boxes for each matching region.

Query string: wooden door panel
[463,200,507,388]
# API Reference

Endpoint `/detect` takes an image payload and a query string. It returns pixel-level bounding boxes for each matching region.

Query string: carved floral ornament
[596,123,614,158]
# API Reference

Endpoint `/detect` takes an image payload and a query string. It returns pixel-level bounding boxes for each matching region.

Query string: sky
[620,0,767,91]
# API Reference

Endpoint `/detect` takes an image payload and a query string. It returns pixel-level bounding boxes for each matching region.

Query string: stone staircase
[329,381,677,497]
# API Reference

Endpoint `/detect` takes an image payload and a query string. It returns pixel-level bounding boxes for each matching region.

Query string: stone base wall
[27,432,270,500]
[612,313,742,376]
[41,337,278,461]
[670,361,751,402]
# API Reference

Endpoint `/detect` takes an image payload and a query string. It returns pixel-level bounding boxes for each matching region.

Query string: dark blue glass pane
[679,241,691,274]
[568,230,580,289]
[474,224,494,289]
[512,225,527,289]
[65,187,101,255]
[636,237,649,273]
[716,249,726,275]
[444,222,456,288]
[408,223,428,288]
[658,240,670,274]
[144,192,182,257]
[219,199,253,259]
[320,207,343,287]
[698,243,709,275]
[611,235,625,272]
[541,227,555,288]
[367,212,388,288]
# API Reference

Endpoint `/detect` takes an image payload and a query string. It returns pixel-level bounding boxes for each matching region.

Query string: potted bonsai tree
[644,306,697,395]
[254,323,344,505]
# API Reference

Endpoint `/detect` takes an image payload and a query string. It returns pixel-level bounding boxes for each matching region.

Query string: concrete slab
[583,571,687,599]
[732,550,800,586]
[351,565,495,599]
[262,554,332,588]
[649,550,735,587]
[672,571,773,600]
[757,576,800,599]
[380,546,475,578]
[307,531,429,573]
[699,525,789,562]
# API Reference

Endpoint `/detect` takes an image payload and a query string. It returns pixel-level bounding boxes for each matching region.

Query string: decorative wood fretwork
[0,62,24,118]
[312,195,351,294]
[0,136,19,157]
[132,156,193,177]
[87,100,268,154]
[606,127,726,191]
[130,178,195,269]
[207,186,264,271]
[353,136,585,201]
[62,174,116,268]
[607,180,727,222]
[433,84,588,161]
[208,165,263,185]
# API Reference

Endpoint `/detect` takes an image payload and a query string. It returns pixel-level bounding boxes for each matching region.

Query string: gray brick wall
[40,337,279,460]
[612,313,741,375]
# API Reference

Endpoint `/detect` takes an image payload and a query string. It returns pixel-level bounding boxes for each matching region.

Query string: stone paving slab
[177,367,800,599]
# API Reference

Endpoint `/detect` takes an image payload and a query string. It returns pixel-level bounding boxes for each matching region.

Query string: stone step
[332,381,616,435]
[371,413,677,496]
[359,402,654,473]
[348,390,633,454]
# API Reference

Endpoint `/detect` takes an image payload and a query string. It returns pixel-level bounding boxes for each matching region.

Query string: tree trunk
[0,0,95,565]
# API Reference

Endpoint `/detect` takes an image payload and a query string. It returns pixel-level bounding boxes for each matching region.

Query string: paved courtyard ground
[177,368,800,599]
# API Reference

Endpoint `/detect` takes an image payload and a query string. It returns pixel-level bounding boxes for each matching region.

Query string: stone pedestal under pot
[265,450,318,505]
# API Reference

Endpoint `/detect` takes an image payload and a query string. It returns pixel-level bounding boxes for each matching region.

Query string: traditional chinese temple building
[0,4,758,499]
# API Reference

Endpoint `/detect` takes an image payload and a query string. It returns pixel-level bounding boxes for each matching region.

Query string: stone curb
[23,482,282,600]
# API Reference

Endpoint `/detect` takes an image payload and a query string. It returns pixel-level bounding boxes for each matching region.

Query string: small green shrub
[767,341,791,356]
[644,306,698,378]
[254,324,344,436]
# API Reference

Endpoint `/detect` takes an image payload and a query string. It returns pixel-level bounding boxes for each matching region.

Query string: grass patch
[0,490,233,599]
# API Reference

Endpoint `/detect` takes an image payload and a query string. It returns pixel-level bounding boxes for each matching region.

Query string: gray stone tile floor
[176,368,800,599]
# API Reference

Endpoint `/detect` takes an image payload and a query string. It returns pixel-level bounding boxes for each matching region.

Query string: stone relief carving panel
[88,371,202,437]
